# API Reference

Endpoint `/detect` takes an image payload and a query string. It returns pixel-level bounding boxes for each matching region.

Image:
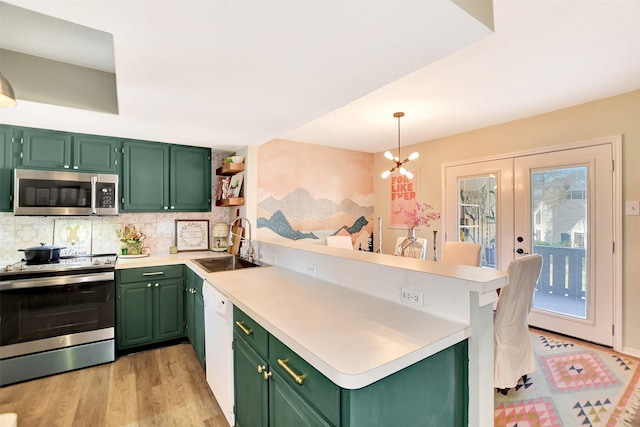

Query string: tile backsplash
[0,210,229,264]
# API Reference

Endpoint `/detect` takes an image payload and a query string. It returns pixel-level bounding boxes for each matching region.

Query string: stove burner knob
[105,259,113,265]
[93,260,101,266]
[4,264,12,272]
[18,264,27,271]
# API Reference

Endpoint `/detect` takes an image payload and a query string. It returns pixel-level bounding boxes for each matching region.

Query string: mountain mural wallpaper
[257,139,374,251]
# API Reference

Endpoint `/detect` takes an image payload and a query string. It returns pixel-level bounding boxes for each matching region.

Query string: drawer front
[233,306,269,358]
[269,335,340,425]
[120,265,184,283]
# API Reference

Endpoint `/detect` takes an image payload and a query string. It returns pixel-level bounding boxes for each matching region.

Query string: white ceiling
[1,0,639,154]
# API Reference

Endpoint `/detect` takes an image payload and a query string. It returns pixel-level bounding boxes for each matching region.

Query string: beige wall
[374,89,640,353]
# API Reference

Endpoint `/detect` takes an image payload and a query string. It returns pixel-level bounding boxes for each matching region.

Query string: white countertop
[206,266,470,390]
[116,252,471,390]
[114,250,226,269]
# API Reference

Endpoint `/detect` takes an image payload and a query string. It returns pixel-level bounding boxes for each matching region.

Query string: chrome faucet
[230,216,254,261]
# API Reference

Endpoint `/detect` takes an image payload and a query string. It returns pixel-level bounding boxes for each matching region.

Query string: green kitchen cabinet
[21,128,119,173]
[170,145,212,212]
[121,139,169,212]
[0,126,14,212]
[185,267,206,368]
[72,134,120,173]
[117,265,185,350]
[122,140,211,212]
[233,307,468,427]
[117,281,154,348]
[234,307,337,427]
[234,331,269,427]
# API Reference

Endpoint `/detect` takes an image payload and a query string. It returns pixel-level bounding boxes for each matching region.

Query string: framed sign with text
[388,170,420,228]
[175,219,210,251]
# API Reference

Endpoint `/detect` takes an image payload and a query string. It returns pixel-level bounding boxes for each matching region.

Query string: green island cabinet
[122,140,211,212]
[20,127,119,173]
[185,266,206,368]
[233,307,468,427]
[0,126,13,212]
[116,265,185,350]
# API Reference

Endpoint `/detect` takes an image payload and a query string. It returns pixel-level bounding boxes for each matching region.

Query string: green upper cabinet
[21,129,72,170]
[21,128,119,173]
[0,126,14,212]
[170,145,212,212]
[122,140,211,212]
[72,135,119,173]
[122,140,170,212]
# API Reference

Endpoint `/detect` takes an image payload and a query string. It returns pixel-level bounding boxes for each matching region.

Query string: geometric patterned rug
[495,333,640,426]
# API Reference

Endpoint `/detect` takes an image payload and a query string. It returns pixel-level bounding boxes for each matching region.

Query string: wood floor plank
[0,342,229,427]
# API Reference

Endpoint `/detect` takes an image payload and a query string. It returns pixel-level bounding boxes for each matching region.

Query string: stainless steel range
[0,254,117,386]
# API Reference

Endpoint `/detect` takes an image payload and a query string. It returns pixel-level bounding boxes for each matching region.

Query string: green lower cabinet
[117,266,185,350]
[193,291,205,366]
[234,332,269,427]
[340,341,468,427]
[185,267,206,367]
[234,307,468,427]
[269,371,333,427]
[117,282,154,348]
[153,280,185,341]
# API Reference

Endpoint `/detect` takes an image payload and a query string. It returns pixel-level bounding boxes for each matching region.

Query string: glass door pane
[530,167,588,319]
[457,175,497,268]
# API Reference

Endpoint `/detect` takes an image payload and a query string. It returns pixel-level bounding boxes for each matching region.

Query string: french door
[445,142,616,346]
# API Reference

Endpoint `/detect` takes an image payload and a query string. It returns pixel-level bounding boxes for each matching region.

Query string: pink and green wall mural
[256,139,374,251]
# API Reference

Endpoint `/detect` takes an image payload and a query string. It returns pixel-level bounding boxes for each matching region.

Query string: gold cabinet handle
[235,320,252,336]
[277,359,306,385]
[262,370,272,381]
[257,364,266,374]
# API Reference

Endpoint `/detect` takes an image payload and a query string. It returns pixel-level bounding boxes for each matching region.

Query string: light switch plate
[626,200,640,216]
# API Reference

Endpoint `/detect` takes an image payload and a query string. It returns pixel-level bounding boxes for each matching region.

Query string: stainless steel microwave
[14,168,119,216]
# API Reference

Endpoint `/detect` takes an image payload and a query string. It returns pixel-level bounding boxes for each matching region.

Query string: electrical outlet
[306,263,317,276]
[401,287,424,307]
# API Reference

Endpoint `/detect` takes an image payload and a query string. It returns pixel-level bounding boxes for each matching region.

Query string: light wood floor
[0,343,230,427]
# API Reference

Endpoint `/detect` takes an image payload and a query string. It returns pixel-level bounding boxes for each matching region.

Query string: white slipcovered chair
[440,241,483,267]
[326,235,353,249]
[395,236,427,260]
[494,254,543,394]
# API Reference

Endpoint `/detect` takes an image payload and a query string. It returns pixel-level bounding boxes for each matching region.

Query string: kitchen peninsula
[116,240,507,427]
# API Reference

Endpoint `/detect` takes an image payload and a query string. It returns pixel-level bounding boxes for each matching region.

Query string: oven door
[0,272,115,359]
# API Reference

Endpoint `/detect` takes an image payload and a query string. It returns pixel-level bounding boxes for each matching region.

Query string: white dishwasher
[203,280,235,427]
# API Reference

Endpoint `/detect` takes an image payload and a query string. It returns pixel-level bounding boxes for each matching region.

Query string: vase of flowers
[117,224,145,255]
[393,201,440,258]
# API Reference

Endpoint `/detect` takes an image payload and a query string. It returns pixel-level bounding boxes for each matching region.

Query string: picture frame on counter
[175,219,210,252]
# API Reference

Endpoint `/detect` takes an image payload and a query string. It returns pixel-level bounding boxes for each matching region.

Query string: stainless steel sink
[193,256,267,273]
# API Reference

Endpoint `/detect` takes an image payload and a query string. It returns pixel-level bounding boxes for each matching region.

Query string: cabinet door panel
[154,280,184,341]
[234,334,269,427]
[270,371,333,427]
[123,140,169,211]
[170,145,211,211]
[185,284,195,345]
[22,129,71,169]
[0,127,13,212]
[118,283,153,348]
[194,290,206,367]
[73,135,119,173]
